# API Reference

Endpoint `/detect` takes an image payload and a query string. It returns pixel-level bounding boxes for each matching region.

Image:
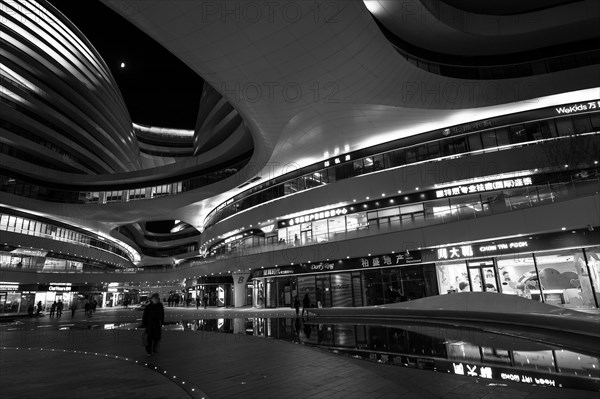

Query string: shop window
[427,142,441,158]
[555,117,575,136]
[353,160,364,175]
[363,269,384,305]
[312,220,328,242]
[584,247,600,307]
[572,114,592,134]
[363,157,374,173]
[328,216,346,237]
[442,137,467,156]
[298,275,316,308]
[590,113,600,130]
[481,129,498,149]
[539,119,558,139]
[467,133,483,152]
[495,127,512,146]
[496,253,537,298]
[381,268,403,303]
[372,154,384,170]
[436,261,469,294]
[535,249,596,309]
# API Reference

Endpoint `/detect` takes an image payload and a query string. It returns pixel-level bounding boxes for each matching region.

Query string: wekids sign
[555,100,600,115]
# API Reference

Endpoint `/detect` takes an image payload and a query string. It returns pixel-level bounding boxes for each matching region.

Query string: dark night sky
[48,0,204,129]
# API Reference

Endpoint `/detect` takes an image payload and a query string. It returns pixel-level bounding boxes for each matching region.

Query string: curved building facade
[0,0,599,315]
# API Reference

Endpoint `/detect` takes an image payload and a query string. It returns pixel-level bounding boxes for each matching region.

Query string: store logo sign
[555,100,598,115]
[287,207,348,226]
[310,262,334,271]
[435,177,532,198]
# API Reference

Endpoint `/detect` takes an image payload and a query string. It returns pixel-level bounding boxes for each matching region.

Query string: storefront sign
[49,285,72,292]
[283,207,348,226]
[49,283,72,292]
[436,239,532,260]
[555,100,600,115]
[323,154,351,167]
[0,282,19,291]
[435,177,533,199]
[255,250,422,278]
[443,119,492,136]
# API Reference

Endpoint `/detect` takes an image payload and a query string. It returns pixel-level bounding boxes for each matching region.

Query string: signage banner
[431,229,600,261]
[255,250,422,277]
[435,177,533,199]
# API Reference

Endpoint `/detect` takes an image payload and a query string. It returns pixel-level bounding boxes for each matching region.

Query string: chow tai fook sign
[435,240,531,261]
[435,177,533,199]
[282,207,348,226]
[255,250,422,277]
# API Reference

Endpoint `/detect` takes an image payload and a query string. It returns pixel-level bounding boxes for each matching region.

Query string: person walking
[56,300,63,317]
[84,302,90,316]
[302,293,310,317]
[203,293,208,309]
[195,296,200,310]
[70,301,77,317]
[36,301,42,316]
[92,300,97,313]
[294,296,300,316]
[49,301,57,318]
[141,293,165,356]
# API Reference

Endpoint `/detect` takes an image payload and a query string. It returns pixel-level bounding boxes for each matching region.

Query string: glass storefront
[436,247,600,309]
[253,264,438,309]
[253,242,599,310]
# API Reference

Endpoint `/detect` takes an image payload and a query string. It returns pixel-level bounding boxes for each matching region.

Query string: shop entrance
[315,277,331,308]
[467,259,499,292]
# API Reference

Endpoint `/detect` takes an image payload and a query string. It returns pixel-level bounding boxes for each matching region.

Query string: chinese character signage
[435,177,533,199]
[255,250,422,277]
[282,207,348,226]
[435,240,531,260]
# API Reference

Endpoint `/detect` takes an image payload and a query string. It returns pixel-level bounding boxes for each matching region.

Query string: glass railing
[202,176,600,261]
[202,113,600,229]
[0,223,137,263]
[1,176,597,275]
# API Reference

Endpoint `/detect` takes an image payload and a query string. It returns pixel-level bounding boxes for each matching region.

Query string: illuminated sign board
[0,282,19,291]
[324,154,351,168]
[555,100,600,115]
[436,240,530,260]
[49,284,72,292]
[254,250,422,278]
[284,207,348,226]
[435,177,533,199]
[443,119,492,136]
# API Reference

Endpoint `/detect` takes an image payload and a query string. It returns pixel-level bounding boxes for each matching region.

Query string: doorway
[467,259,499,292]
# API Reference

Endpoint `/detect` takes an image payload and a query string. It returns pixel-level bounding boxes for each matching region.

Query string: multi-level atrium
[1,1,599,397]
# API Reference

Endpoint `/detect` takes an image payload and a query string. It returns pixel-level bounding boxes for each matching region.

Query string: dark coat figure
[92,300,97,312]
[196,297,200,309]
[294,296,300,316]
[50,301,57,317]
[84,302,90,316]
[36,301,42,316]
[70,301,77,317]
[302,293,310,317]
[203,294,208,309]
[142,294,165,355]
[56,301,63,317]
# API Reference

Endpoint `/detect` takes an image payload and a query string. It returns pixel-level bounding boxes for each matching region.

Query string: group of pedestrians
[195,294,209,309]
[48,300,64,317]
[294,293,312,317]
